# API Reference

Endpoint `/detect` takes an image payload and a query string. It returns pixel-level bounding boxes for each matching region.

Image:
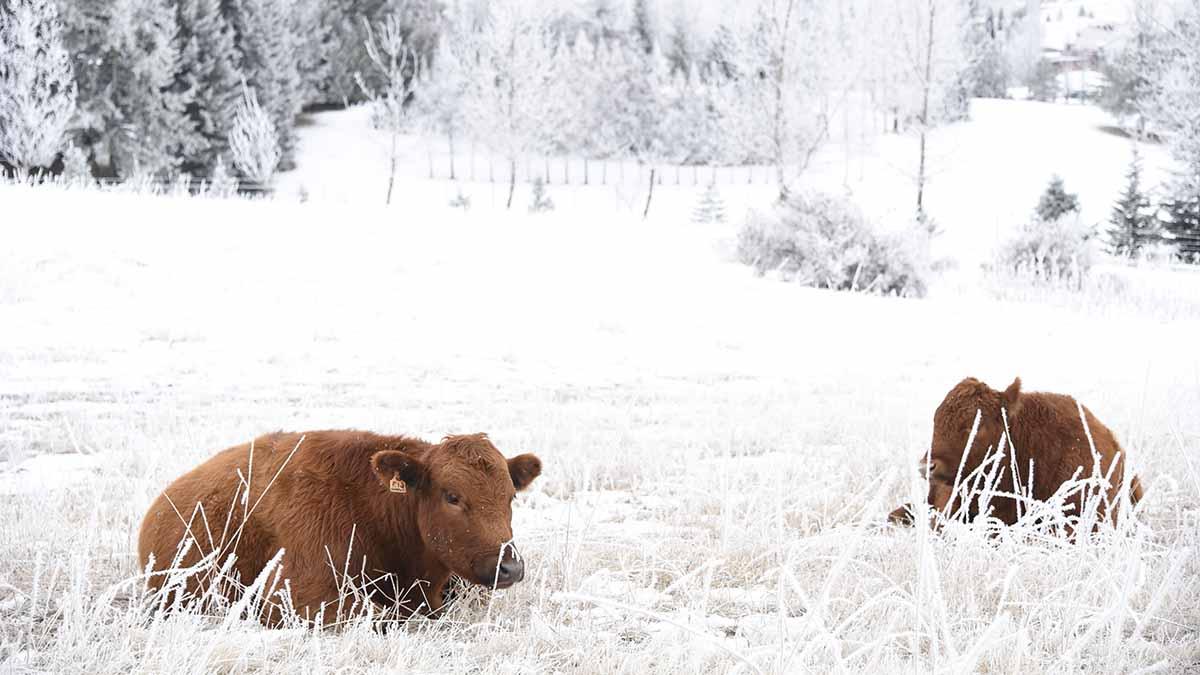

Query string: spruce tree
[1161,176,1200,261]
[227,0,301,170]
[103,0,202,178]
[630,0,655,55]
[692,182,726,224]
[175,0,244,175]
[1036,175,1081,222]
[0,0,77,173]
[1107,145,1159,256]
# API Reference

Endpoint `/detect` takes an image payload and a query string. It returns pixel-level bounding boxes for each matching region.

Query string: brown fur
[137,430,541,626]
[889,377,1144,530]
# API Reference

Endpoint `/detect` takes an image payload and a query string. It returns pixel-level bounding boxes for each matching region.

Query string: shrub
[994,213,1097,285]
[736,191,930,297]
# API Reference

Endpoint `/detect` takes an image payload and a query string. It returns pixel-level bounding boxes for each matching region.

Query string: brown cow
[889,377,1143,530]
[138,430,541,626]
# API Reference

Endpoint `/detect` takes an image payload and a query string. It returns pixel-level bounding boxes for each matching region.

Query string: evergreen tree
[970,33,1009,98]
[1028,58,1059,102]
[227,0,301,170]
[1107,145,1159,256]
[1161,176,1200,261]
[692,182,726,224]
[1036,175,1080,222]
[664,1,693,75]
[102,0,202,178]
[630,0,655,55]
[1099,3,1163,138]
[528,176,554,212]
[175,0,244,174]
[0,0,77,173]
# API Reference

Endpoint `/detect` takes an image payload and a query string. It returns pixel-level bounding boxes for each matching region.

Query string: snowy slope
[275,98,1176,270]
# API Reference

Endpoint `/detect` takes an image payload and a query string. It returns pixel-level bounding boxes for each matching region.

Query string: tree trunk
[545,157,551,184]
[386,129,398,205]
[584,158,590,186]
[642,167,656,219]
[448,131,456,181]
[506,157,516,209]
[916,0,937,218]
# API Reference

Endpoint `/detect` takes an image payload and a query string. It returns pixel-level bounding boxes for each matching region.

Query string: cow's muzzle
[472,545,524,589]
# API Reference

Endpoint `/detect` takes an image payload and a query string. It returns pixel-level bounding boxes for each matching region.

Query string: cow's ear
[371,451,430,492]
[1002,377,1023,418]
[507,454,542,492]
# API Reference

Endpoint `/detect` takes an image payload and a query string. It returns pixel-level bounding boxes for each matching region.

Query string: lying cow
[138,430,541,626]
[889,377,1143,529]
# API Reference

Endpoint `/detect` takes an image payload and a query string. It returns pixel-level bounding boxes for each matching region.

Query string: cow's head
[924,376,1022,518]
[370,433,541,589]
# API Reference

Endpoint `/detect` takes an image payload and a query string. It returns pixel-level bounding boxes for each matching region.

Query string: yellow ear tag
[389,473,407,494]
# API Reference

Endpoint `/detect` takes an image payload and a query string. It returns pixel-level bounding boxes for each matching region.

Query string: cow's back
[137,433,298,597]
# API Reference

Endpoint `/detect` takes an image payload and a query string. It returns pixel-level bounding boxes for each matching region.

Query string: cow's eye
[444,491,461,506]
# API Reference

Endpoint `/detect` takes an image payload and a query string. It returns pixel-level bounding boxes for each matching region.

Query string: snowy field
[2,100,1200,672]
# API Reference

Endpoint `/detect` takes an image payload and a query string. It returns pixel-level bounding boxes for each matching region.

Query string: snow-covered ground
[1,100,1198,672]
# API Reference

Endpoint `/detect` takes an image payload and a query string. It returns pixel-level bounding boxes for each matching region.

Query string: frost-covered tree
[82,0,201,178]
[174,0,244,174]
[417,30,471,180]
[229,84,279,187]
[292,0,331,104]
[0,0,77,173]
[1036,175,1080,222]
[1100,0,1166,139]
[630,0,655,54]
[888,0,975,217]
[359,13,421,204]
[468,0,557,209]
[1108,145,1160,256]
[227,0,301,170]
[318,0,442,105]
[1146,2,1200,259]
[663,0,695,75]
[731,0,841,199]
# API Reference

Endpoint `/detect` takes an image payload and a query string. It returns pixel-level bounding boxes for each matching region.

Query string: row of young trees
[384,0,992,215]
[1100,0,1200,260]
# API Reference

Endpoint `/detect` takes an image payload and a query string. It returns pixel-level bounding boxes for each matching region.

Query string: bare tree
[889,0,973,220]
[358,14,420,205]
[0,0,76,175]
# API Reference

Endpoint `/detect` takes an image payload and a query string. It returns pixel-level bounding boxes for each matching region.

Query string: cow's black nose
[475,547,524,588]
[496,557,524,584]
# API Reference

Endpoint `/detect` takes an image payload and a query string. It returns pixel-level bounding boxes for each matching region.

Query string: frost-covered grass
[1,177,1198,673]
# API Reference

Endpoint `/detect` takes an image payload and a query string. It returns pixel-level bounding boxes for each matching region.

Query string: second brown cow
[890,377,1143,529]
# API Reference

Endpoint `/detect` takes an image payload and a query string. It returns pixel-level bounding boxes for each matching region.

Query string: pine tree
[227,0,301,170]
[528,176,554,212]
[1036,175,1081,222]
[1161,175,1200,261]
[692,182,726,224]
[630,0,655,55]
[0,0,77,173]
[1107,145,1159,256]
[175,0,244,175]
[228,84,279,187]
[102,0,202,178]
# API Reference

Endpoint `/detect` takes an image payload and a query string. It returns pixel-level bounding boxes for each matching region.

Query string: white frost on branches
[0,0,77,172]
[229,84,280,187]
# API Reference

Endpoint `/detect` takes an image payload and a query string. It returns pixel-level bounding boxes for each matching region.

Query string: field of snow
[2,99,1199,672]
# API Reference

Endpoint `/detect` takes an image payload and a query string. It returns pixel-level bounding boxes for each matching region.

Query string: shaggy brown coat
[138,430,541,626]
[890,377,1143,529]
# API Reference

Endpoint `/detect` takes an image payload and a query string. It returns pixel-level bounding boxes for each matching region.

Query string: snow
[1,97,1198,673]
